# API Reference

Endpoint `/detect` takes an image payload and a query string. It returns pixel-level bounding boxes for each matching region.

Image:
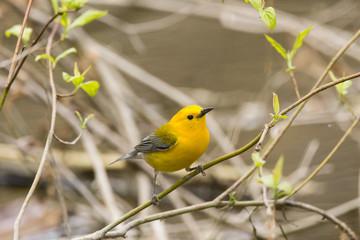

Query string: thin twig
[0,0,34,112]
[53,130,84,145]
[49,154,71,238]
[284,116,359,200]
[13,21,60,240]
[255,124,269,152]
[280,71,360,116]
[289,70,301,100]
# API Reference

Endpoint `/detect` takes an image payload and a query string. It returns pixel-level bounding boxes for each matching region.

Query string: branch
[280,71,360,116]
[82,200,357,240]
[289,70,301,100]
[13,21,60,240]
[53,130,84,145]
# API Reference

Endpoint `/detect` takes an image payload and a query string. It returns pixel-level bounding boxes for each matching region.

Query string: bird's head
[169,105,213,131]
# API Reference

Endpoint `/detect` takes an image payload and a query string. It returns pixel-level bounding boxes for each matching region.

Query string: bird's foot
[186,165,206,176]
[151,194,160,206]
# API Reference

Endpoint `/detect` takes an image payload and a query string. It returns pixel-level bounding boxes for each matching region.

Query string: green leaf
[71,75,85,86]
[53,47,77,67]
[272,92,280,115]
[252,152,266,167]
[82,113,95,128]
[5,25,33,45]
[63,0,89,9]
[277,181,292,195]
[244,0,249,3]
[260,7,276,30]
[342,80,352,95]
[51,0,59,13]
[290,26,314,60]
[249,0,263,11]
[62,72,72,82]
[73,62,80,76]
[80,81,99,97]
[35,54,54,63]
[329,71,337,82]
[279,115,288,120]
[261,175,275,188]
[272,155,284,184]
[60,12,69,27]
[69,10,107,30]
[330,71,352,96]
[75,111,84,125]
[81,65,91,77]
[265,35,287,59]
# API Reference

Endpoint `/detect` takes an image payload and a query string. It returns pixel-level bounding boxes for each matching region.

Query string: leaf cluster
[63,62,100,97]
[270,92,287,124]
[58,0,107,40]
[265,26,313,71]
[246,0,276,30]
[260,156,292,199]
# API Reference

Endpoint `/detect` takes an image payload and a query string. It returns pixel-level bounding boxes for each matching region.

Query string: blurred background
[0,0,360,239]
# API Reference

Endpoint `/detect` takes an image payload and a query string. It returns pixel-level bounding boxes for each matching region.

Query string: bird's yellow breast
[144,121,210,172]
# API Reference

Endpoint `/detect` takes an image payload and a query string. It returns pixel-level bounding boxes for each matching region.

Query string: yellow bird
[111,105,213,203]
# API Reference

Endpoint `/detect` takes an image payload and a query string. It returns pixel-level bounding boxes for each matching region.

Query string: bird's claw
[151,194,160,206]
[187,165,206,176]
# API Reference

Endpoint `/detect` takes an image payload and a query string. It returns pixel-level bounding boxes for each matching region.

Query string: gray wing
[135,133,176,153]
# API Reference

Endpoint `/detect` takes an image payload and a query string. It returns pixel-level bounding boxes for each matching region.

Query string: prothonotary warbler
[111,105,213,204]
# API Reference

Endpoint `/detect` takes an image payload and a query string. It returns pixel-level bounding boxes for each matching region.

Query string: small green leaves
[75,111,94,129]
[272,155,284,184]
[290,26,314,60]
[260,7,276,30]
[5,25,33,45]
[265,26,313,72]
[63,0,89,9]
[246,0,276,30]
[249,0,262,11]
[272,92,280,115]
[60,7,107,40]
[62,63,99,97]
[80,81,100,97]
[329,71,352,99]
[270,93,287,123]
[252,152,266,167]
[264,35,287,59]
[35,54,54,64]
[55,48,77,67]
[260,155,292,199]
[35,48,77,68]
[69,10,107,29]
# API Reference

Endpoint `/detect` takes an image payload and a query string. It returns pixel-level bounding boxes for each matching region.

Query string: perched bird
[111,105,213,204]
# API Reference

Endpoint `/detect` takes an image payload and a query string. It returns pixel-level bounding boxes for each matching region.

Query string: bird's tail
[109,150,139,165]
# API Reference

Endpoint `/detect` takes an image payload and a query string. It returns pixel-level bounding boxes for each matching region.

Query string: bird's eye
[187,115,194,120]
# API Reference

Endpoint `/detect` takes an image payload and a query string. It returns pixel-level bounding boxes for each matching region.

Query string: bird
[111,105,213,204]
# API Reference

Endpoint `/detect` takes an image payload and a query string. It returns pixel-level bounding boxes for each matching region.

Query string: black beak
[196,107,214,118]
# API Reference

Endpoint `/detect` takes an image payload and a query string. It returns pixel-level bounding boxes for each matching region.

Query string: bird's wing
[135,132,178,153]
